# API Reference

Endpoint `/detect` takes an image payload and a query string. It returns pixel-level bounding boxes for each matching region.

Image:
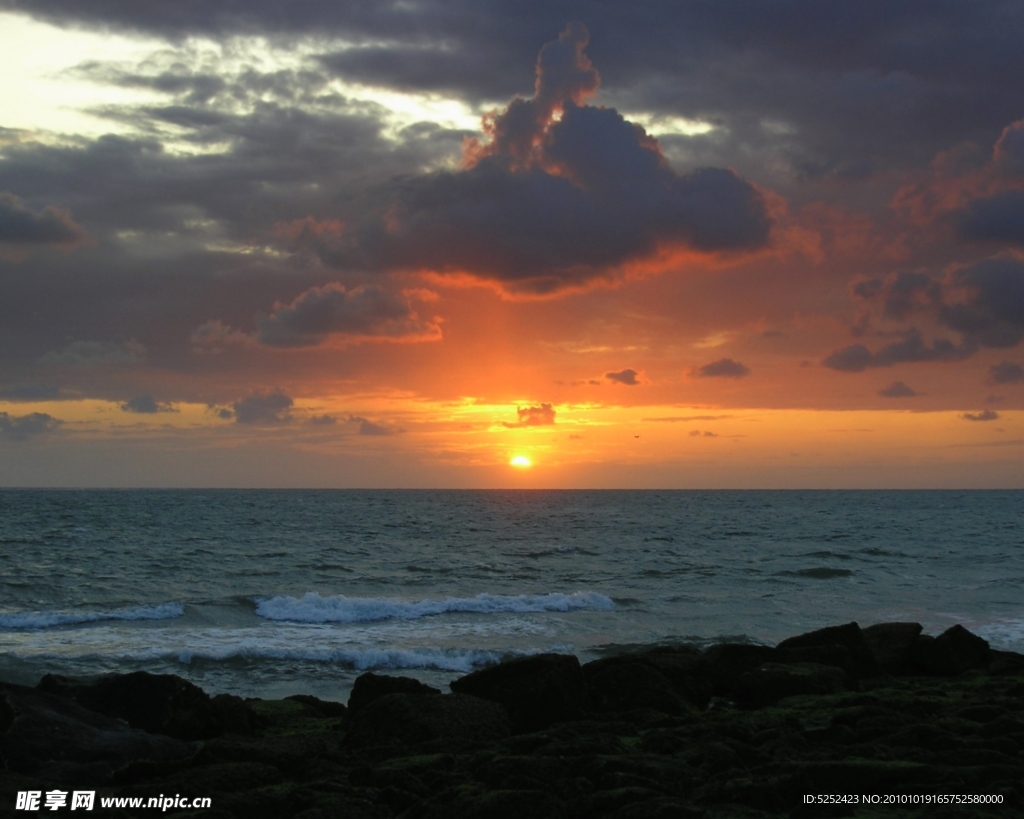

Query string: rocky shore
[2,622,1022,817]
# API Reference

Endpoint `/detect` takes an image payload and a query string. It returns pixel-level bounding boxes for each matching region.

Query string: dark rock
[211,692,262,733]
[862,622,923,674]
[624,646,711,708]
[450,653,587,732]
[913,624,991,675]
[776,622,880,678]
[37,671,231,740]
[346,672,441,718]
[284,693,348,718]
[343,692,510,749]
[732,663,849,708]
[699,643,777,696]
[0,682,197,780]
[582,658,687,716]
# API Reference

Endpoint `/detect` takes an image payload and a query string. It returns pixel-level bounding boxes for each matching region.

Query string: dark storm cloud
[323,24,769,293]
[822,331,971,372]
[878,381,919,398]
[0,384,61,401]
[0,412,62,441]
[232,390,293,424]
[939,257,1024,349]
[961,409,999,422]
[254,284,438,348]
[605,368,639,386]
[120,395,176,414]
[0,192,89,247]
[956,191,1024,247]
[502,403,556,428]
[989,361,1024,384]
[695,358,750,379]
[8,1,1024,171]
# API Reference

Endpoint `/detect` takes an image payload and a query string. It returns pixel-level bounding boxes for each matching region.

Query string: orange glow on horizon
[509,455,533,468]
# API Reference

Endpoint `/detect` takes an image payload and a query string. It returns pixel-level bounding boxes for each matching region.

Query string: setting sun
[509,455,532,468]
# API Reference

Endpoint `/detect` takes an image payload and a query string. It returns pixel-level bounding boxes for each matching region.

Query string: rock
[346,672,441,718]
[732,663,849,708]
[0,683,197,781]
[343,692,510,749]
[37,671,234,740]
[284,694,348,718]
[582,658,687,716]
[776,622,880,678]
[862,622,923,674]
[699,643,777,696]
[450,653,587,733]
[913,624,991,675]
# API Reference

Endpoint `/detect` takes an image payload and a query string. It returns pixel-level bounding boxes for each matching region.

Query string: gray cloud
[255,284,439,348]
[0,411,62,441]
[307,413,336,425]
[823,330,973,372]
[0,384,61,401]
[232,390,293,424]
[120,395,176,414]
[310,24,770,294]
[962,409,999,422]
[695,358,750,378]
[502,403,556,428]
[0,192,90,248]
[956,191,1024,247]
[989,361,1024,384]
[605,368,639,385]
[348,415,401,436]
[878,381,919,398]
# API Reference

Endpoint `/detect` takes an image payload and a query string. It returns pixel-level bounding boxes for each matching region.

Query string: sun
[509,455,532,468]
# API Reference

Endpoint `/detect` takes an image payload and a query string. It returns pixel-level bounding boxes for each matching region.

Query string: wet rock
[862,621,923,674]
[343,692,510,750]
[346,672,441,718]
[699,643,777,696]
[776,621,879,678]
[0,683,197,781]
[732,662,849,708]
[582,658,687,716]
[914,624,991,675]
[37,671,239,740]
[450,653,587,732]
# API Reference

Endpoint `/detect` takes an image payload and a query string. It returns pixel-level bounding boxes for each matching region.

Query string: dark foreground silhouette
[2,622,1022,817]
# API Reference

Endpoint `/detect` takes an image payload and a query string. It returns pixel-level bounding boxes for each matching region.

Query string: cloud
[502,403,556,428]
[232,390,293,425]
[878,381,919,398]
[689,429,719,437]
[120,395,176,414]
[956,190,1024,247]
[0,412,62,441]
[348,415,401,436]
[822,330,971,372]
[255,283,440,348]
[989,360,1024,384]
[938,257,1024,349]
[694,358,750,378]
[0,191,89,249]
[961,409,999,422]
[605,368,639,386]
[309,24,770,295]
[39,340,146,367]
[308,414,336,426]
[0,384,61,401]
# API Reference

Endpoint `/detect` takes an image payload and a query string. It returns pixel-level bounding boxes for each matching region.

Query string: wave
[0,602,185,630]
[254,591,615,624]
[174,644,560,672]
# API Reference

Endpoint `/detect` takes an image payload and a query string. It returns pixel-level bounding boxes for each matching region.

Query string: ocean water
[0,490,1021,701]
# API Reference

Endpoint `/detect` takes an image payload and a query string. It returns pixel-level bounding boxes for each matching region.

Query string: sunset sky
[1,1,1023,487]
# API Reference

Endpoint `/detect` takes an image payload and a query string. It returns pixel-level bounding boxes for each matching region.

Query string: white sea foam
[0,602,185,629]
[253,591,615,624]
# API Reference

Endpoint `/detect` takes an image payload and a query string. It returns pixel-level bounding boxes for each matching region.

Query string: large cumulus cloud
[307,24,771,294]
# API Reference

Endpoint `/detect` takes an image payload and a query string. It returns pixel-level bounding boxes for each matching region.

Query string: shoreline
[3,621,1023,816]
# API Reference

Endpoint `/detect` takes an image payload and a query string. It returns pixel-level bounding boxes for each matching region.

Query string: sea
[1,490,1021,702]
